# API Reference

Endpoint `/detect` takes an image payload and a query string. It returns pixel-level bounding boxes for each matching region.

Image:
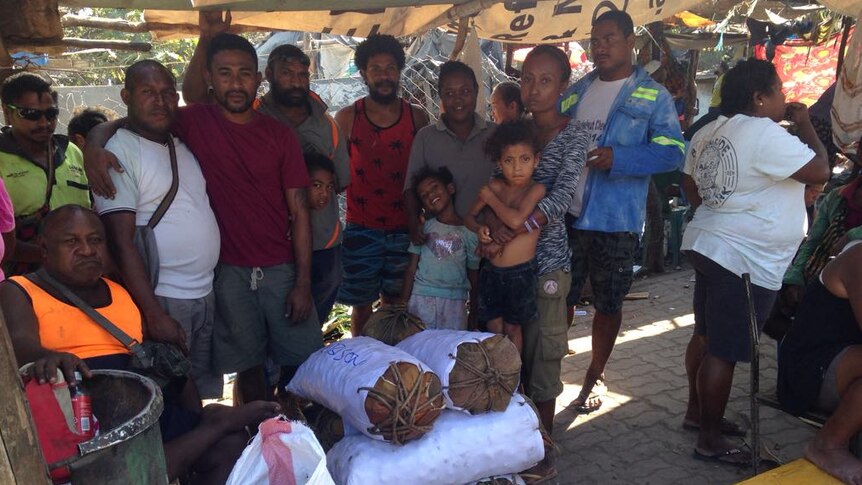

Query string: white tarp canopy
[818,0,862,16]
[65,0,707,44]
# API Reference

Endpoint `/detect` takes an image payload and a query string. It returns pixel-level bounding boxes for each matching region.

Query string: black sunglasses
[6,104,60,122]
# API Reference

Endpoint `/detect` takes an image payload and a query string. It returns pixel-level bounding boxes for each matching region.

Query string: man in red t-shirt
[85,22,321,405]
[334,35,428,336]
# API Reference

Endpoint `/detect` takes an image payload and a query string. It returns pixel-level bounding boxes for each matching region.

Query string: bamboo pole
[0,310,51,485]
[61,14,150,33]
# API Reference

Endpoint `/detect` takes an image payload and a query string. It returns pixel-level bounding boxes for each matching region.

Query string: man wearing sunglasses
[0,72,90,276]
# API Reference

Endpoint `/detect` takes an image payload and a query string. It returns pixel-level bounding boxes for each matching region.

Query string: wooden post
[0,310,51,485]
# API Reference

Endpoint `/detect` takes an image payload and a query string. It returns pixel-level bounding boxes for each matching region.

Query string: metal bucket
[57,370,167,484]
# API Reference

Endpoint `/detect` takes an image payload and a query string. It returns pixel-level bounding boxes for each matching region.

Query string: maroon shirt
[174,104,309,267]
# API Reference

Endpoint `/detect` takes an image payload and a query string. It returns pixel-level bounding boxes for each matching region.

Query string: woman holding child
[477,45,588,482]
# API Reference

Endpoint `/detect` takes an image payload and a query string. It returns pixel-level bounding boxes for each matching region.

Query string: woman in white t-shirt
[680,58,829,466]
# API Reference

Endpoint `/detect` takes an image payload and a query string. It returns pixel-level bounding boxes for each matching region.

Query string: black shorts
[689,251,777,363]
[478,259,539,325]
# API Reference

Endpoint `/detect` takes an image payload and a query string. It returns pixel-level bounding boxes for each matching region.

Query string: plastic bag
[226,417,334,485]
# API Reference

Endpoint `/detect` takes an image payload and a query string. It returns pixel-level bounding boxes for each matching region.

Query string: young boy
[401,167,480,330]
[466,120,545,352]
[305,152,342,326]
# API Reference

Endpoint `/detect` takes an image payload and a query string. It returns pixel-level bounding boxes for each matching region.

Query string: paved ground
[549,265,816,484]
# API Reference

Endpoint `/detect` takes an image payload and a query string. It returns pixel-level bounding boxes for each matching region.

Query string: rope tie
[359,362,444,445]
[447,338,520,412]
[249,267,264,291]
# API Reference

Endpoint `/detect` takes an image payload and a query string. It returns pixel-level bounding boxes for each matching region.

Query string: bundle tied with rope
[362,304,425,345]
[286,336,444,444]
[397,330,521,414]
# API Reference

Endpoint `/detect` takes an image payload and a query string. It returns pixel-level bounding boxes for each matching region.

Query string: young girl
[401,167,479,330]
[466,120,545,353]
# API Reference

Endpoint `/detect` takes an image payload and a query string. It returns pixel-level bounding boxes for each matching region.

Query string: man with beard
[256,44,350,326]
[85,28,321,405]
[335,34,428,337]
[0,72,90,276]
[182,15,349,325]
[93,60,223,399]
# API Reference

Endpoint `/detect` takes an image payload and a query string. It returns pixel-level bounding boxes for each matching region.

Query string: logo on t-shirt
[427,232,464,260]
[573,119,607,148]
[693,136,738,208]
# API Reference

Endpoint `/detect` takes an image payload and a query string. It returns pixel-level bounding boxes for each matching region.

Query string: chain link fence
[47,46,514,135]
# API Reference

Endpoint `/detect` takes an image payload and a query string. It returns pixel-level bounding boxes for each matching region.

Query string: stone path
[549,266,816,484]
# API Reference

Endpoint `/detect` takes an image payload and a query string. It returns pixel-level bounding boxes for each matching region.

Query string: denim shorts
[478,259,538,325]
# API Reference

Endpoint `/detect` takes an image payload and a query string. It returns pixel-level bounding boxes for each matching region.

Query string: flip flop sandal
[570,394,603,414]
[693,446,753,468]
[682,417,748,437]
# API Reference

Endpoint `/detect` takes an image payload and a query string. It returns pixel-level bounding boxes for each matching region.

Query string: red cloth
[345,98,417,230]
[25,378,88,483]
[174,104,309,267]
[755,31,850,107]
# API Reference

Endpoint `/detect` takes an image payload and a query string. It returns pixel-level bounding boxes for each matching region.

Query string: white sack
[286,336,436,442]
[396,330,518,413]
[327,394,543,485]
[226,417,334,485]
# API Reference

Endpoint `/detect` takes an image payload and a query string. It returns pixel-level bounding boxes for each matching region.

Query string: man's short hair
[1,71,57,106]
[354,34,405,72]
[40,205,101,236]
[124,59,175,90]
[206,33,258,71]
[68,108,109,140]
[267,44,311,70]
[594,10,635,37]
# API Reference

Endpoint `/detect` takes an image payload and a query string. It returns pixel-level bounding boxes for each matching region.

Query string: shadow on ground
[547,267,816,485]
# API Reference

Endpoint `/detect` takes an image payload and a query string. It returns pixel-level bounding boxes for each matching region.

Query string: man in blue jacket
[559,10,685,412]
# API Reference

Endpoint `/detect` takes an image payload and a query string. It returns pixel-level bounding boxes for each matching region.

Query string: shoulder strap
[25,270,147,359]
[146,137,179,229]
[43,138,56,208]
